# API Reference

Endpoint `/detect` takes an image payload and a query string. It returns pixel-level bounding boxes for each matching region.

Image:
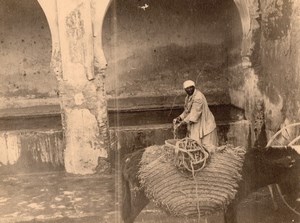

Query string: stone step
[109,120,251,162]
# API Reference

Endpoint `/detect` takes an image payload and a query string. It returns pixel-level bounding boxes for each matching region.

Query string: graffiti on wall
[66,3,85,64]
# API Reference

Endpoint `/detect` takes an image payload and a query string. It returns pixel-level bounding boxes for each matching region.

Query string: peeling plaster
[64,109,107,175]
[261,0,292,40]
[74,93,85,105]
[0,130,64,173]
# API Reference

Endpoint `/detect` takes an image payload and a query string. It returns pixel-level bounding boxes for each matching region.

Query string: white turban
[183,80,195,89]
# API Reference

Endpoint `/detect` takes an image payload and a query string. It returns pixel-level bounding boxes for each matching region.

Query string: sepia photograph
[0,0,299,222]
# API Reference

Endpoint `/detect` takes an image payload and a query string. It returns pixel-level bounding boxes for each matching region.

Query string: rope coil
[165,138,210,177]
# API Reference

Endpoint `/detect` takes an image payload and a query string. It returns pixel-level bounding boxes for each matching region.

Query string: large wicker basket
[138,142,246,217]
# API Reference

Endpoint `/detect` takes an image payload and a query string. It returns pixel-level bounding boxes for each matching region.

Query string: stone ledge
[107,93,231,111]
[108,105,245,127]
[0,104,61,118]
[0,103,245,131]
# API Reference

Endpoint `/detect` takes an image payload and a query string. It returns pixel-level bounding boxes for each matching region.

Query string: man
[174,80,218,150]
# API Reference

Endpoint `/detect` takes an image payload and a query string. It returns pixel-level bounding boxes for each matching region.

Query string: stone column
[230,0,263,147]
[38,0,111,174]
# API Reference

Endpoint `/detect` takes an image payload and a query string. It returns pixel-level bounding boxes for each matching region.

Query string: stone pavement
[0,171,298,223]
[0,171,121,223]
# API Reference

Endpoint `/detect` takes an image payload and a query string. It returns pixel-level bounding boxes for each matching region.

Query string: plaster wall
[259,0,300,133]
[0,130,64,174]
[103,0,242,101]
[0,0,58,100]
[0,0,242,106]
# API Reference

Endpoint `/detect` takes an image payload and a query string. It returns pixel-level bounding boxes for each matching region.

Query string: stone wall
[0,130,64,174]
[259,0,300,134]
[0,0,242,107]
[102,0,242,101]
[228,0,300,146]
[2,0,300,173]
[0,0,58,104]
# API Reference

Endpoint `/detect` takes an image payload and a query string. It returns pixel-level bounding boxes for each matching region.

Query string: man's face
[185,86,195,96]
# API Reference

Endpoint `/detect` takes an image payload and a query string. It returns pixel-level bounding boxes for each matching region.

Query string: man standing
[174,80,218,149]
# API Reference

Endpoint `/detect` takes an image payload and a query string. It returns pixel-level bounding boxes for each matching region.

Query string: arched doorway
[0,0,64,173]
[103,0,251,157]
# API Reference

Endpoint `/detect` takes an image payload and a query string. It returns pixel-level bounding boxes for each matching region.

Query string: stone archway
[230,0,266,146]
[37,0,112,174]
[233,0,260,67]
[36,0,263,170]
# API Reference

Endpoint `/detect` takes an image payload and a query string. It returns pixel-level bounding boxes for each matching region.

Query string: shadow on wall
[105,42,229,97]
[0,0,57,99]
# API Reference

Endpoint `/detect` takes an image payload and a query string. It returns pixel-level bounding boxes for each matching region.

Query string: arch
[91,0,113,72]
[37,0,113,77]
[232,0,260,67]
[37,0,62,77]
[233,0,251,37]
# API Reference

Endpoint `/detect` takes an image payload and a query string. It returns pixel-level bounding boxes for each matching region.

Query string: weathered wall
[0,0,58,101]
[0,0,112,175]
[0,0,242,107]
[228,0,300,146]
[0,130,64,174]
[109,120,250,165]
[259,0,300,134]
[103,0,242,101]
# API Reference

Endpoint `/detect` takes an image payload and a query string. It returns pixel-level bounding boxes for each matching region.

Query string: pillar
[38,0,111,174]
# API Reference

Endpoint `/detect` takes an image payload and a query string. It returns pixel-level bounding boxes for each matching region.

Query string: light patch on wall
[264,93,284,131]
[74,93,85,105]
[0,132,20,165]
[64,108,107,175]
[138,4,149,11]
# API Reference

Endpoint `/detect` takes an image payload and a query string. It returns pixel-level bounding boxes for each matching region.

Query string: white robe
[179,89,217,146]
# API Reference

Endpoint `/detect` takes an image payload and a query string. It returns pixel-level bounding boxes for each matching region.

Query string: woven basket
[138,143,246,217]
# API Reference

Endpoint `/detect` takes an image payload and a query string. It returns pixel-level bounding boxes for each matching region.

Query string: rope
[170,124,210,221]
[195,179,201,222]
[265,123,300,216]
[173,138,210,175]
[171,122,210,175]
[275,184,300,216]
[173,121,179,139]
[266,122,300,147]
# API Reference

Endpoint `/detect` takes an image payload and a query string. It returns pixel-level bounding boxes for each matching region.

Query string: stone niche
[102,0,242,101]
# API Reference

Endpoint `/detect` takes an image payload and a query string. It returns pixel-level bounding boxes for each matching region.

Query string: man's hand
[173,116,182,124]
[179,120,187,126]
